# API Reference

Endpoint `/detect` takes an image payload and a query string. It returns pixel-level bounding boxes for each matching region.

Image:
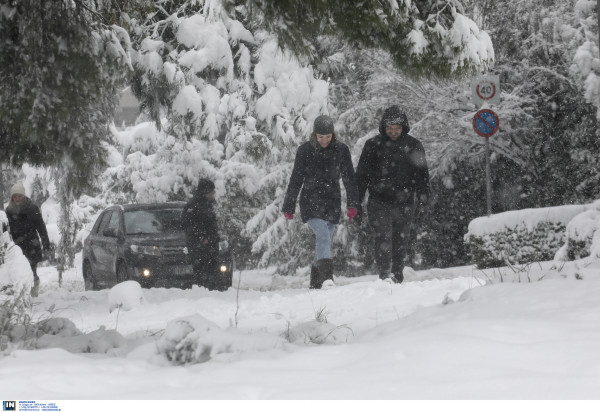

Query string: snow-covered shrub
[284,320,353,345]
[108,281,144,313]
[156,315,285,365]
[34,324,127,354]
[465,204,590,268]
[555,200,600,261]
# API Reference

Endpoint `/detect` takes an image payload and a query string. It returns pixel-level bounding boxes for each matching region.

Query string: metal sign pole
[472,108,499,217]
[485,138,492,216]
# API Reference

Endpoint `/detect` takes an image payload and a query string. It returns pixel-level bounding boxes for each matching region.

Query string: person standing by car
[356,105,429,284]
[182,178,220,289]
[282,115,360,289]
[5,181,51,296]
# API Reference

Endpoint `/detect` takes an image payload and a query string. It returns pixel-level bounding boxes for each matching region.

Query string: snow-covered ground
[1,256,600,405]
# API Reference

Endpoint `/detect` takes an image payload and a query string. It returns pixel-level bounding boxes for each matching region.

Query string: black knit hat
[195,178,215,196]
[313,115,334,135]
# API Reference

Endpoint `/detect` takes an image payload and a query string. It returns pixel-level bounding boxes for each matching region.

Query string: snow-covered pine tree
[0,0,132,271]
[230,0,494,78]
[98,1,324,272]
[241,37,329,273]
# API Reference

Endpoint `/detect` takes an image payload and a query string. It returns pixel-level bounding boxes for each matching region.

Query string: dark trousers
[191,251,218,287]
[368,199,413,277]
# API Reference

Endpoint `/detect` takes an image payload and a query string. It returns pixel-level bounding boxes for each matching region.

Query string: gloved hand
[283,212,294,220]
[346,207,358,221]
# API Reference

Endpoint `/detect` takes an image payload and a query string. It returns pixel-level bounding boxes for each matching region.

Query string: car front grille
[160,245,187,257]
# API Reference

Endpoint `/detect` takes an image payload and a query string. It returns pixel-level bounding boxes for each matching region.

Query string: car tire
[83,260,97,291]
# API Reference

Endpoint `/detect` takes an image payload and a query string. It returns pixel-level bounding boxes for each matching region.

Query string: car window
[106,211,121,232]
[124,208,183,235]
[96,211,113,234]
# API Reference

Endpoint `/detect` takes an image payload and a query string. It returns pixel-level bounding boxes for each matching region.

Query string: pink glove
[283,212,294,220]
[346,207,358,221]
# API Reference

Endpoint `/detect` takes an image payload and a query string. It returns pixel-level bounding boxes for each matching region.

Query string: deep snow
[1,255,599,404]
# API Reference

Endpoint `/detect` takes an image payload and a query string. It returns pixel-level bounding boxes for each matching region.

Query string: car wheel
[116,262,130,283]
[83,260,97,291]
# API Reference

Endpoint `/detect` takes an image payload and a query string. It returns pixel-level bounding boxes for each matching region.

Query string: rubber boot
[309,265,320,289]
[315,258,333,288]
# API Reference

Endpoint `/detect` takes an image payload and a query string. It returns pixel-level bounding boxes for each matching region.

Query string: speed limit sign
[472,75,500,107]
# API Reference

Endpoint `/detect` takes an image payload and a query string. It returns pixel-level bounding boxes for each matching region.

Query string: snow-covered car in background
[81,203,233,291]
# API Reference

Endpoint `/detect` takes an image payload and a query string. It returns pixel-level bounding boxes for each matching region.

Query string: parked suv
[82,202,233,291]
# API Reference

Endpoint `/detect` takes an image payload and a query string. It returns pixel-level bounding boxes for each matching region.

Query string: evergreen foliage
[0,0,131,180]
[228,0,494,78]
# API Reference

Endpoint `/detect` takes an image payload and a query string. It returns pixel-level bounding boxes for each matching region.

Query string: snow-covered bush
[465,204,590,268]
[555,200,600,261]
[156,315,285,365]
[285,320,353,345]
[108,281,144,313]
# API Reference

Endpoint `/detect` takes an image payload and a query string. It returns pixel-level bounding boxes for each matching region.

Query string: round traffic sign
[473,109,499,137]
[476,80,496,100]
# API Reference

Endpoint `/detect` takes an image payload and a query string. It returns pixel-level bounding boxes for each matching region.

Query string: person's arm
[356,139,374,204]
[282,146,306,215]
[32,206,50,251]
[340,144,360,208]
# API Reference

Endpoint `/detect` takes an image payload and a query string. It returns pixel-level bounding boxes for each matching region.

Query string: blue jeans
[307,218,336,265]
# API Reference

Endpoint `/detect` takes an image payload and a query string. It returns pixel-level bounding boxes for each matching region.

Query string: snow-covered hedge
[465,204,590,268]
[555,200,600,261]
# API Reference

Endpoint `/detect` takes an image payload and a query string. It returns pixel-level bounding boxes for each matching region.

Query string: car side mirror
[102,227,118,238]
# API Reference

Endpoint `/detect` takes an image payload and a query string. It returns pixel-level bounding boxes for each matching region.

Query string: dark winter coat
[283,140,360,223]
[181,195,220,267]
[356,109,429,206]
[5,199,50,263]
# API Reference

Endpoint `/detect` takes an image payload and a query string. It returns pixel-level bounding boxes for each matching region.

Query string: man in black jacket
[5,181,51,296]
[356,106,429,283]
[182,179,220,290]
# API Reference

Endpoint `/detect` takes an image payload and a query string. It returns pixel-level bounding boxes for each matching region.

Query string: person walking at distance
[5,181,51,296]
[282,115,360,289]
[356,105,429,284]
[182,178,220,290]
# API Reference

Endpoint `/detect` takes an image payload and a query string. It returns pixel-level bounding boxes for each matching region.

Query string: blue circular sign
[473,109,499,137]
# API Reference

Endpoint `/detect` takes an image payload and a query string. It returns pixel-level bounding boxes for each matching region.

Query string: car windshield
[124,208,183,235]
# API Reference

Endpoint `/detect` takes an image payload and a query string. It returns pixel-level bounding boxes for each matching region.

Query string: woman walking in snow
[282,115,360,289]
[5,181,51,296]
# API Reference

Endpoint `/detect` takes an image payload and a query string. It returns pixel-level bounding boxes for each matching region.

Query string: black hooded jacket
[6,199,50,262]
[283,139,360,223]
[356,106,429,205]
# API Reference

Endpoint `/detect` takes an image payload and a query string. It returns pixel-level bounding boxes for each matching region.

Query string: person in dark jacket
[5,181,50,296]
[356,105,429,283]
[282,115,360,289]
[182,178,220,290]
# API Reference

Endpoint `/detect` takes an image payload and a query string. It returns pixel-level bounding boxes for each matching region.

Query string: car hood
[126,232,186,246]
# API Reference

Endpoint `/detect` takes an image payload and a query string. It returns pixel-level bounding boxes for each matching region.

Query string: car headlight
[220,265,228,272]
[130,245,161,256]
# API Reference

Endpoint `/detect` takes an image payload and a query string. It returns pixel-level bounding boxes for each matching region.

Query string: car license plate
[173,265,193,276]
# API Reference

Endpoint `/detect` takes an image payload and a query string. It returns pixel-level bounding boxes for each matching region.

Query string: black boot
[315,258,333,288]
[309,265,320,289]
